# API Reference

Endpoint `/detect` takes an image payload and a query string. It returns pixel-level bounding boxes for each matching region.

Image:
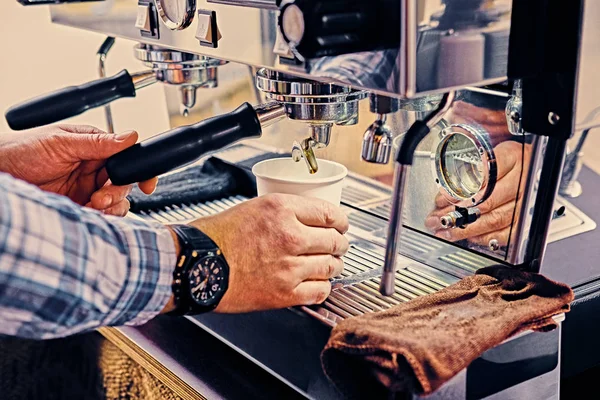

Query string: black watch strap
[171,224,218,250]
[169,224,227,316]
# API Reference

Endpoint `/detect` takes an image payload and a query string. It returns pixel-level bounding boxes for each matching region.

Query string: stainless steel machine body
[49,0,514,97]
[9,0,600,398]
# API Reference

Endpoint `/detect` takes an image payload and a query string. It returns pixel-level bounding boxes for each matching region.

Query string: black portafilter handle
[106,102,264,186]
[5,70,136,131]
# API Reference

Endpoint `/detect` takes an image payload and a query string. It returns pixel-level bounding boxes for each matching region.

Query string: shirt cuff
[102,218,177,327]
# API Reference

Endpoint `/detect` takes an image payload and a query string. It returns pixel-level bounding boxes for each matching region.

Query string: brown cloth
[321,266,574,399]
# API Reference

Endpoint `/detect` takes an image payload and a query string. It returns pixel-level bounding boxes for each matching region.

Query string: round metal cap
[281,4,305,45]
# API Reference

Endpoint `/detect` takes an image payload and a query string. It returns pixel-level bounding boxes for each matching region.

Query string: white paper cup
[252,158,348,206]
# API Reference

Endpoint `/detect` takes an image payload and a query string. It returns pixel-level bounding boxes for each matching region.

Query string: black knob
[106,102,262,186]
[278,0,400,59]
[5,70,135,130]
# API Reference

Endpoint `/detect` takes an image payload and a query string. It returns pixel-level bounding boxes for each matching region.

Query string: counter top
[99,316,305,400]
[543,166,600,289]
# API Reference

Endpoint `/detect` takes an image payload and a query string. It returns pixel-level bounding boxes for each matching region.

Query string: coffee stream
[292,138,319,174]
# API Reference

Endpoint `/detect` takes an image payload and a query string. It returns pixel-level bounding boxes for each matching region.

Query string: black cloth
[127,157,257,213]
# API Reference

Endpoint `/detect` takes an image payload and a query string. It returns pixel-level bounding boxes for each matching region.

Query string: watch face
[188,256,227,307]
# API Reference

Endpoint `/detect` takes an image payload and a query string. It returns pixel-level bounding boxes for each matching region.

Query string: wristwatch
[169,224,229,316]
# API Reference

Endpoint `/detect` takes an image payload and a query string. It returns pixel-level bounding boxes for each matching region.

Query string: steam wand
[380,92,456,296]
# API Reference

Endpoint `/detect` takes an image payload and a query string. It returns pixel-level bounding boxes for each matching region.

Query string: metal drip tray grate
[304,243,458,326]
[346,210,385,233]
[369,202,392,220]
[342,205,444,257]
[341,184,386,205]
[138,195,248,223]
[135,196,458,327]
[438,250,494,274]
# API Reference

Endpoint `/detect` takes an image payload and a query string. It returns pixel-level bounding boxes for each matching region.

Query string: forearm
[0,172,177,339]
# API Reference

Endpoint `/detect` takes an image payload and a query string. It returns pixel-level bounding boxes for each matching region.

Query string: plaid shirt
[0,172,176,339]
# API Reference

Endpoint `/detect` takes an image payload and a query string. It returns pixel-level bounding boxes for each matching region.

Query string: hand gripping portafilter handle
[5,70,136,131]
[106,102,266,186]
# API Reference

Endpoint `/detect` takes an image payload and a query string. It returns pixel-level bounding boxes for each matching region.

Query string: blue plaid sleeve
[0,172,176,339]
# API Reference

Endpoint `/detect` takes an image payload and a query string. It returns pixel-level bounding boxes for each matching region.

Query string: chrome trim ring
[134,44,227,69]
[156,0,196,31]
[255,68,368,103]
[431,123,497,205]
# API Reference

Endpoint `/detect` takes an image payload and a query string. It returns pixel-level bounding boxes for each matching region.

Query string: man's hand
[0,124,157,216]
[425,141,532,248]
[188,194,350,313]
[445,101,511,147]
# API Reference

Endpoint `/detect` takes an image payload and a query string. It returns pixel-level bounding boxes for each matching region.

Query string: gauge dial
[156,0,196,30]
[188,256,227,306]
[433,124,497,205]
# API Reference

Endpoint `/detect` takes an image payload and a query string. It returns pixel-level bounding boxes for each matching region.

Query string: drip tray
[302,241,457,327]
[548,196,597,243]
[136,195,464,328]
[134,188,594,329]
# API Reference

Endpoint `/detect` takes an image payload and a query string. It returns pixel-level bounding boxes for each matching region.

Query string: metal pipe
[379,91,455,296]
[559,128,589,198]
[248,65,263,104]
[423,91,455,129]
[309,123,332,147]
[255,101,287,128]
[380,164,410,295]
[131,70,158,90]
[180,86,197,109]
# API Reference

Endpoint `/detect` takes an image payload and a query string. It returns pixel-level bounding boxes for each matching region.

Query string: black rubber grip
[395,120,430,165]
[97,37,116,55]
[5,70,135,131]
[106,102,262,186]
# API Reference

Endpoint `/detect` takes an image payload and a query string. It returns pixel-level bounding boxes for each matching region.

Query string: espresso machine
[9,0,600,398]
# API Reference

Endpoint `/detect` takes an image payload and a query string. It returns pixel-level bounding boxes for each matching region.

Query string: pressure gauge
[156,0,196,30]
[432,124,497,205]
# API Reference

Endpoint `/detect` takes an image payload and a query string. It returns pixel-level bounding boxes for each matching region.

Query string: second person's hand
[190,194,350,313]
[0,124,157,216]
